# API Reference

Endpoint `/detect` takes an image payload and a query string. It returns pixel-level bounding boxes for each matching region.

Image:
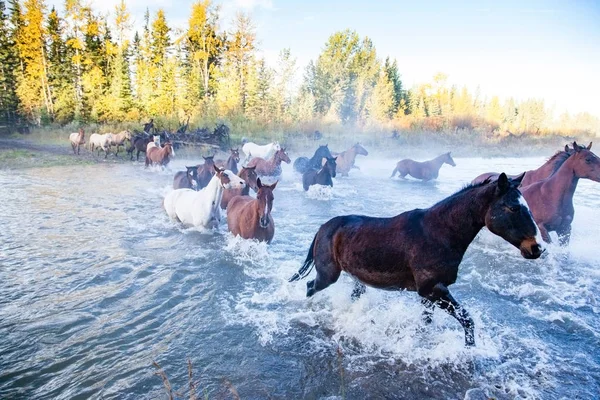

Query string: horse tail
[289,234,317,282]
[391,166,398,178]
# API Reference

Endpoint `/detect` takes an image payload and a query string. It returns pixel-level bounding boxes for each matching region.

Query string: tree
[227,12,256,112]
[272,48,296,122]
[150,9,170,65]
[384,57,403,116]
[0,0,19,121]
[366,69,394,123]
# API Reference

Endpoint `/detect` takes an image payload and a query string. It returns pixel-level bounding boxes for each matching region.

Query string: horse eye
[508,205,519,213]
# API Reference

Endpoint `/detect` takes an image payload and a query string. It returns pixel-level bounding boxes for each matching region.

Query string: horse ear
[269,180,278,190]
[588,142,592,150]
[497,173,510,194]
[203,156,207,160]
[565,144,570,153]
[213,164,221,174]
[511,172,525,186]
[257,178,263,188]
[573,141,580,152]
[334,157,338,161]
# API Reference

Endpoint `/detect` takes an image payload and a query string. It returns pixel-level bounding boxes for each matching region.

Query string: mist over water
[0,154,599,399]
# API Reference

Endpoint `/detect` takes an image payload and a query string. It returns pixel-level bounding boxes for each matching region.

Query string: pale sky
[48,0,600,116]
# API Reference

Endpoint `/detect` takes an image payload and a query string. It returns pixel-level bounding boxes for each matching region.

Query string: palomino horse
[89,133,114,158]
[227,178,277,243]
[289,173,543,347]
[333,143,368,176]
[391,152,456,181]
[196,156,216,189]
[471,143,587,186]
[221,166,259,209]
[173,166,199,190]
[164,166,245,229]
[146,142,174,168]
[215,149,241,175]
[303,157,337,191]
[247,148,291,177]
[293,145,332,174]
[69,128,85,155]
[521,142,599,245]
[127,134,153,161]
[109,130,132,156]
[242,141,281,164]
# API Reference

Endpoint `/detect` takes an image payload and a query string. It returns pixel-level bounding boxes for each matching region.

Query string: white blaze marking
[519,194,544,246]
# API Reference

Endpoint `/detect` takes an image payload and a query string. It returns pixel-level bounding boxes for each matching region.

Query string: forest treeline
[0,0,598,137]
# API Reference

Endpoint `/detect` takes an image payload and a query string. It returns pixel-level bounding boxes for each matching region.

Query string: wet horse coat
[227,179,277,243]
[173,166,199,190]
[391,152,456,181]
[334,143,368,176]
[293,145,333,174]
[220,166,259,209]
[303,157,337,191]
[146,142,174,167]
[247,148,291,177]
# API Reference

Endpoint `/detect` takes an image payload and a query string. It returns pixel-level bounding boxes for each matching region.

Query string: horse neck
[227,157,238,173]
[269,155,282,169]
[204,175,225,203]
[429,155,446,168]
[317,166,331,179]
[535,152,569,178]
[544,156,580,201]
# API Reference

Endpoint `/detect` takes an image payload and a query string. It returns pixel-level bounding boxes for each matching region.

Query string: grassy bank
[0,147,95,169]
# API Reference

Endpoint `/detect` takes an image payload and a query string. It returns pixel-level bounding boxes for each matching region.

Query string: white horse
[89,133,114,158]
[242,141,281,165]
[164,166,245,229]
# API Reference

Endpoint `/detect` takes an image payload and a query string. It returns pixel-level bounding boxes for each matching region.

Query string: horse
[520,142,599,245]
[391,152,456,181]
[145,142,174,168]
[242,141,281,164]
[109,130,132,156]
[69,128,85,155]
[293,145,332,174]
[221,166,259,209]
[331,143,368,176]
[303,157,337,191]
[289,173,544,347]
[164,166,245,229]
[471,143,587,186]
[215,148,240,175]
[196,156,216,189]
[127,134,153,161]
[227,178,277,243]
[247,148,291,177]
[173,166,199,190]
[89,133,114,158]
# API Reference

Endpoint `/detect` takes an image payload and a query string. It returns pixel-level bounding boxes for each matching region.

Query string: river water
[0,154,599,399]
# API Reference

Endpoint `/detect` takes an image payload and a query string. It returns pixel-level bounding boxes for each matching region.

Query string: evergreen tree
[151,9,170,65]
[0,0,19,122]
[384,57,403,116]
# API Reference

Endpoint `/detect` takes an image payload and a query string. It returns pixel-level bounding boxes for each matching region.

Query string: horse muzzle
[519,239,544,259]
[259,216,270,228]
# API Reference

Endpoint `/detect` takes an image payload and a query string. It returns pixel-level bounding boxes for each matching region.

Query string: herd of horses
[67,128,600,347]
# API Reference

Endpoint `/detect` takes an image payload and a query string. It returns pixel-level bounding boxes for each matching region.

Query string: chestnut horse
[334,143,368,176]
[289,173,544,346]
[227,178,277,243]
[471,143,587,186]
[196,156,216,189]
[221,166,259,209]
[247,148,291,177]
[215,149,240,175]
[69,128,85,155]
[391,152,456,181]
[520,142,599,245]
[173,166,199,190]
[293,145,332,174]
[145,142,174,167]
[303,157,337,191]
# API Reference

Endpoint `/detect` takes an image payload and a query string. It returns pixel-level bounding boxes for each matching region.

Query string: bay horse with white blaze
[247,148,291,177]
[520,142,600,245]
[391,152,456,181]
[196,156,216,189]
[173,166,199,190]
[221,166,259,209]
[69,128,85,155]
[227,178,277,243]
[289,173,544,346]
[303,157,336,191]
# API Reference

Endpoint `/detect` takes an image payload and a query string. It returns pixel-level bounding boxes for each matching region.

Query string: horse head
[186,166,200,187]
[444,152,456,167]
[315,144,332,160]
[570,141,600,182]
[256,178,277,228]
[354,143,368,156]
[484,173,544,259]
[78,128,85,144]
[324,157,337,178]
[230,148,241,163]
[276,148,291,164]
[214,165,245,190]
[272,141,282,151]
[203,155,215,168]
[240,166,259,192]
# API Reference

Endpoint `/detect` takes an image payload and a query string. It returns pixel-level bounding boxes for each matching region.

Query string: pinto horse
[164,166,246,229]
[247,148,291,177]
[521,142,599,245]
[145,142,174,168]
[69,128,85,155]
[289,173,543,346]
[293,145,332,174]
[196,156,216,189]
[173,166,199,190]
[391,152,456,181]
[215,149,240,175]
[334,143,368,176]
[221,166,259,209]
[227,178,277,243]
[303,157,337,191]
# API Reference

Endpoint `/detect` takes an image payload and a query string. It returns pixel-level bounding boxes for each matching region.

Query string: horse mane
[430,180,492,211]
[546,150,571,173]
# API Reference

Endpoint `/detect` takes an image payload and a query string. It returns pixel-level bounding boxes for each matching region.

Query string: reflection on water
[0,155,599,399]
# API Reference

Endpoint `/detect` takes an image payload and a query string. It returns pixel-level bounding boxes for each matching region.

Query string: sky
[48,0,600,116]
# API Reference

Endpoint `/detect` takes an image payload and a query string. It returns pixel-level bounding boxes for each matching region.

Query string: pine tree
[272,48,296,122]
[384,57,403,116]
[366,69,394,123]
[0,0,19,122]
[151,9,170,65]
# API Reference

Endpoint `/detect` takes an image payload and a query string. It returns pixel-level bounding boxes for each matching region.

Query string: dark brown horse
[215,148,240,175]
[196,156,216,189]
[521,142,599,245]
[127,134,153,161]
[334,143,368,176]
[289,173,543,346]
[391,152,456,181]
[294,145,332,174]
[303,157,337,191]
[221,166,259,209]
[471,143,587,186]
[227,178,277,243]
[145,142,174,167]
[247,148,291,177]
[173,166,199,190]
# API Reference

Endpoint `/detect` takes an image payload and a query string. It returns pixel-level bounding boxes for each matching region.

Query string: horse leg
[557,224,572,246]
[136,150,141,161]
[421,283,475,346]
[539,224,552,243]
[71,143,76,154]
[351,281,366,301]
[420,298,435,324]
[77,145,80,155]
[306,254,341,297]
